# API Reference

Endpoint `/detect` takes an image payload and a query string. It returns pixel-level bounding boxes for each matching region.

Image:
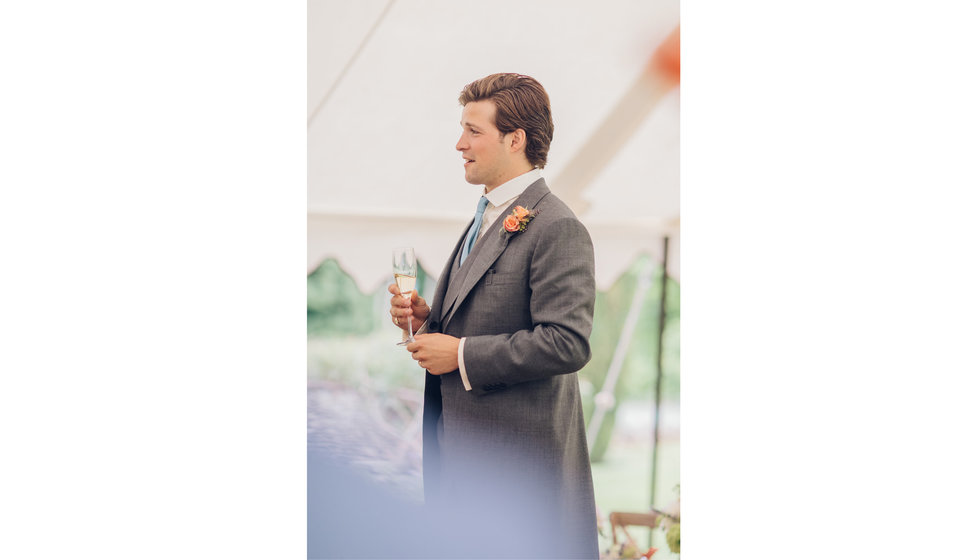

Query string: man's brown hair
[458,73,555,169]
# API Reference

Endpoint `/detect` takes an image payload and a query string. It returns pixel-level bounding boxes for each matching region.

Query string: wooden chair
[610,508,679,546]
[609,511,659,546]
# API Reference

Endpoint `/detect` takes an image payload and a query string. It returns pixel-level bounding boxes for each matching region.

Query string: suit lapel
[440,179,551,327]
[440,219,509,323]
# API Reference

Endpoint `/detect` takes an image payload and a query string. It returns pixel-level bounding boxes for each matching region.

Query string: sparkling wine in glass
[392,247,417,345]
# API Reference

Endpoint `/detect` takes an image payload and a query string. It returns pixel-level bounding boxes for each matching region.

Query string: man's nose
[456,135,466,151]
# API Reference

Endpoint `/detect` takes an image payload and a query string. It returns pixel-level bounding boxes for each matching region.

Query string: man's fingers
[391,294,410,306]
[390,305,411,316]
[390,308,408,322]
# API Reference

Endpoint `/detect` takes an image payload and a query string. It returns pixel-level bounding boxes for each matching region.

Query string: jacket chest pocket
[485,268,524,286]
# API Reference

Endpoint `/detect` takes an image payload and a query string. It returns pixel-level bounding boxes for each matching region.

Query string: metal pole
[650,236,669,548]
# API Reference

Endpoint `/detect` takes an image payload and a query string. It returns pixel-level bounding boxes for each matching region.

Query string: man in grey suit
[389,73,599,558]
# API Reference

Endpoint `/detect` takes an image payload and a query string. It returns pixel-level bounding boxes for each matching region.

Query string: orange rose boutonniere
[500,205,538,235]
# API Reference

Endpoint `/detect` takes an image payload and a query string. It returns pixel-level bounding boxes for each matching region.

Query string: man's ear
[508,129,527,153]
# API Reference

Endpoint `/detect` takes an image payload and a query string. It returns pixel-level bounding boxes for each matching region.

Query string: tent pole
[650,236,669,548]
[586,259,654,451]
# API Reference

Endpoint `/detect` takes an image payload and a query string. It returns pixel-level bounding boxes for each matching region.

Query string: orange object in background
[650,25,680,84]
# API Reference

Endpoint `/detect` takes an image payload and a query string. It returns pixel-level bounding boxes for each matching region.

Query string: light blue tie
[460,196,489,265]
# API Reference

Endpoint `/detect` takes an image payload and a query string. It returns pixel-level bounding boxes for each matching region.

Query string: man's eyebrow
[461,121,483,130]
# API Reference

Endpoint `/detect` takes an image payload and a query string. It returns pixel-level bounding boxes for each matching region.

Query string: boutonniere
[500,205,539,236]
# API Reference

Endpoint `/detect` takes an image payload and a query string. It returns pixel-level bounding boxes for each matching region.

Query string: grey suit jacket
[422,178,599,558]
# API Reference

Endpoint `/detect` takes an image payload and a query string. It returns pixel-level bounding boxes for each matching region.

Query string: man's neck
[484,165,535,193]
[482,168,542,202]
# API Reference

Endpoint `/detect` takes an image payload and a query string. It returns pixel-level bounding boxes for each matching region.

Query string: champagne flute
[392,247,417,345]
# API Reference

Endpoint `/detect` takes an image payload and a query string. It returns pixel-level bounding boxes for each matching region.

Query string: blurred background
[308,0,680,556]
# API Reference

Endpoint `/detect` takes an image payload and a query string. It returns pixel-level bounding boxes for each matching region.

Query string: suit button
[483,385,493,391]
[429,321,440,332]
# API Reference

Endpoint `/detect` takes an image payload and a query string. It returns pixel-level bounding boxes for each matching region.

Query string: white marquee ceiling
[309,0,679,291]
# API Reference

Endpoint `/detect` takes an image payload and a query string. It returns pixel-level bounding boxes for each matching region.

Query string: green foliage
[307,259,377,336]
[581,255,681,461]
[666,523,680,553]
[616,257,680,399]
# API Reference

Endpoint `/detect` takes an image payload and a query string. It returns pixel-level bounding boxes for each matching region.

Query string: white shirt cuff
[457,337,472,391]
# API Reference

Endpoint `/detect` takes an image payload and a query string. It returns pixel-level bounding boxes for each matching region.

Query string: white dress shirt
[457,168,542,391]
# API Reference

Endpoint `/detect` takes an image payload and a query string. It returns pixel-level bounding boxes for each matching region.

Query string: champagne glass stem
[405,296,415,343]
